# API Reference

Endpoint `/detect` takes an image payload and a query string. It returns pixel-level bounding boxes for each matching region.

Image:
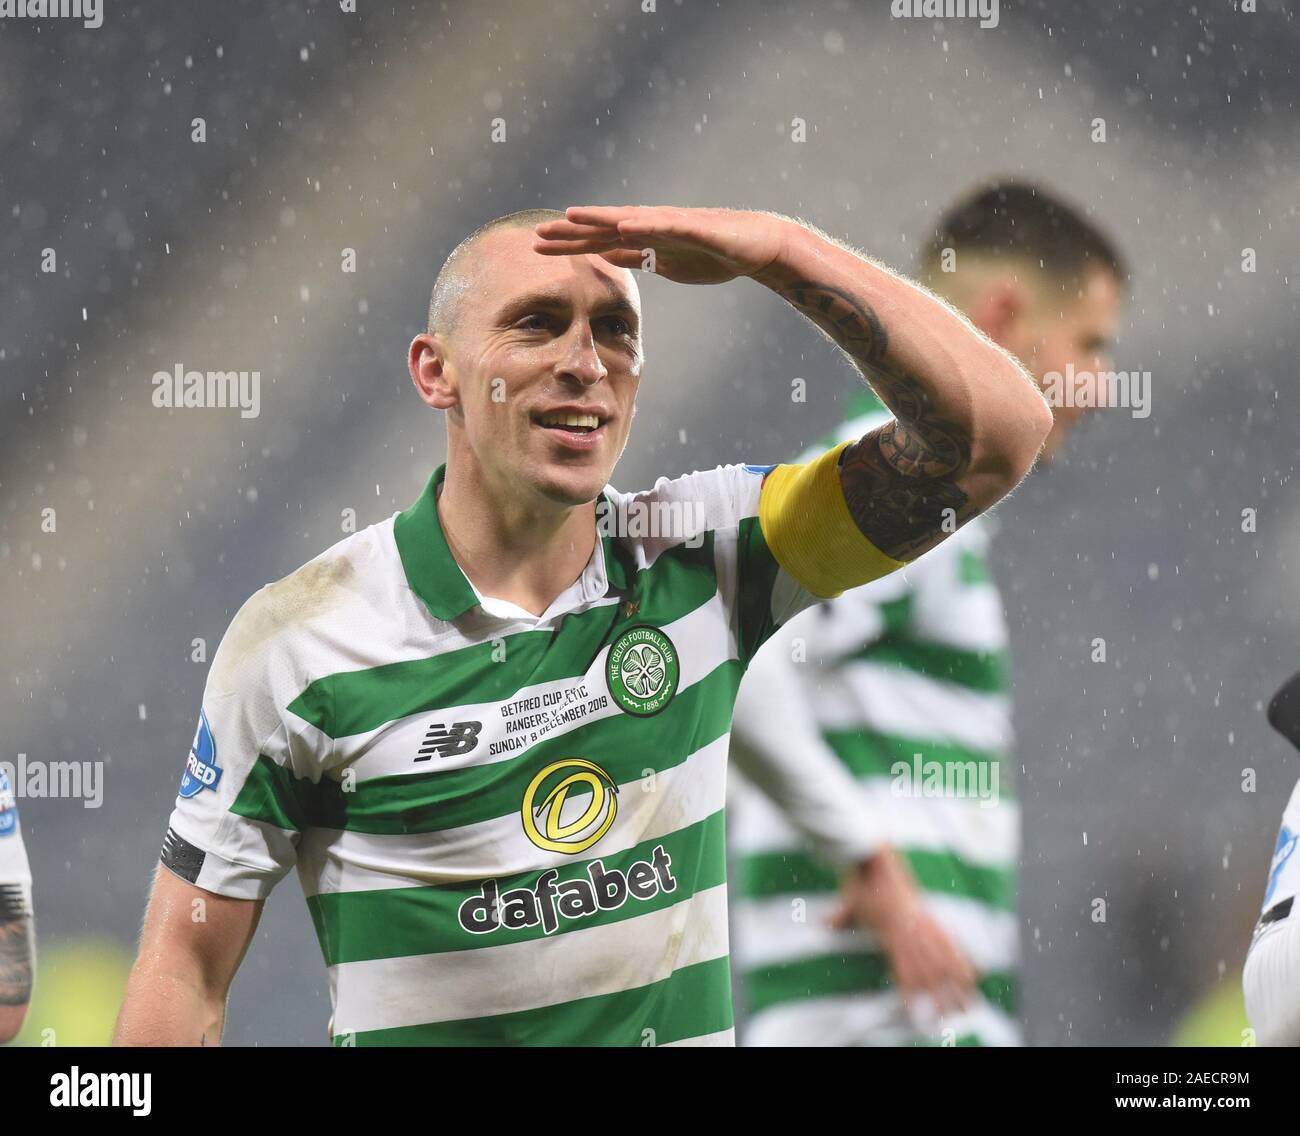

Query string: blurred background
[2,0,1298,1046]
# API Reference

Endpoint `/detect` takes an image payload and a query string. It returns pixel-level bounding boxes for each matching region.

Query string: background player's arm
[114,866,263,1047]
[0,885,34,1043]
[731,616,885,868]
[732,615,975,1012]
[0,781,35,1044]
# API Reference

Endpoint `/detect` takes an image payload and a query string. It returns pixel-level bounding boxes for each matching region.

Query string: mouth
[532,409,609,451]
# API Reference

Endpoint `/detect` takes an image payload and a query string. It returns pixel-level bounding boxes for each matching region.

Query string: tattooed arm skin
[751,218,1053,561]
[0,884,34,1043]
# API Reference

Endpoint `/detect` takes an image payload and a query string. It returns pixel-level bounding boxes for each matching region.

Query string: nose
[555,321,608,387]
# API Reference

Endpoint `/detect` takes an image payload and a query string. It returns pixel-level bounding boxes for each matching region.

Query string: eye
[519,313,552,332]
[604,316,633,337]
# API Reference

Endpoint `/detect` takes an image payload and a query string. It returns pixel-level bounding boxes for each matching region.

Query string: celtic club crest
[606,625,680,717]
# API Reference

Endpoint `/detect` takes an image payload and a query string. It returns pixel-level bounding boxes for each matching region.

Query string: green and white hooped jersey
[163,461,825,1047]
[729,389,1020,1047]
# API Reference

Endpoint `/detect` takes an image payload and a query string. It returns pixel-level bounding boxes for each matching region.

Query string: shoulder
[602,465,774,565]
[208,519,397,695]
[609,463,770,532]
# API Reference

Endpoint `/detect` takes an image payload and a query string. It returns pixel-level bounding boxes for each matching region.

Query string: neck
[437,457,598,617]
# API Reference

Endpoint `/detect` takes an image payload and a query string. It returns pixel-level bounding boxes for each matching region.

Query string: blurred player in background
[729,182,1128,1046]
[1243,671,1300,1046]
[0,766,35,1042]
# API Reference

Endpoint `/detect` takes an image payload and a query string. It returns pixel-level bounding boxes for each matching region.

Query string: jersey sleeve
[629,463,813,666]
[162,587,322,900]
[639,457,903,666]
[729,611,885,867]
[0,767,33,916]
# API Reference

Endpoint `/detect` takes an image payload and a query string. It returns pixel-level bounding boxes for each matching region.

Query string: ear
[409,333,457,410]
[966,279,1028,350]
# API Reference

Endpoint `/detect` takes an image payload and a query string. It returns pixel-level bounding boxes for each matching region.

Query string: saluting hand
[534,205,790,286]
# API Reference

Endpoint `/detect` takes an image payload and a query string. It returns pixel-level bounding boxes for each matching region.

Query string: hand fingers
[894,931,975,1013]
[563,205,649,228]
[561,206,689,243]
[534,219,617,241]
[929,934,976,1001]
[533,237,624,257]
[950,950,978,1008]
[825,904,855,931]
[928,957,974,1013]
[598,249,649,270]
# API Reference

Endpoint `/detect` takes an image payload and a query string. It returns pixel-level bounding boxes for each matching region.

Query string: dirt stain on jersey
[210,554,359,689]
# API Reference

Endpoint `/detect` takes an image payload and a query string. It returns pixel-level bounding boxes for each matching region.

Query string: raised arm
[732,606,975,1013]
[114,865,262,1046]
[749,215,1050,561]
[535,205,1052,566]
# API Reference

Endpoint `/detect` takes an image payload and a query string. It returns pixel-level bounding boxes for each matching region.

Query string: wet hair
[919,180,1127,287]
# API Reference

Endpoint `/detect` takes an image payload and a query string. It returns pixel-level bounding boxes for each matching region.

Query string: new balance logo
[415,721,483,762]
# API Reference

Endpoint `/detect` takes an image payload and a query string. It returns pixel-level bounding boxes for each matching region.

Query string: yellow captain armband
[758,439,905,598]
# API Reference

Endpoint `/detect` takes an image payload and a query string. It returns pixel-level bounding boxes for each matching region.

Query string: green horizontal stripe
[878,593,913,637]
[906,1033,985,1047]
[744,954,1016,1017]
[295,660,742,835]
[230,754,310,832]
[335,955,733,1046]
[289,537,720,740]
[736,850,839,899]
[824,729,1012,798]
[849,633,1009,694]
[735,846,1015,910]
[958,548,994,586]
[308,810,727,965]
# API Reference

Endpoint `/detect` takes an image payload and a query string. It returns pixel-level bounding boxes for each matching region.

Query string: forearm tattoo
[773,280,979,560]
[0,885,34,1007]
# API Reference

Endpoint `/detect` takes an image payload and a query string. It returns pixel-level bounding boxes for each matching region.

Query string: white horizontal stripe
[297,732,730,897]
[333,587,732,781]
[733,892,1019,973]
[332,883,730,1033]
[241,520,485,699]
[743,990,1020,1047]
[661,1027,735,1047]
[861,783,1020,864]
[813,661,1013,753]
[727,767,868,857]
[730,773,1019,865]
[765,591,886,663]
[911,581,1006,654]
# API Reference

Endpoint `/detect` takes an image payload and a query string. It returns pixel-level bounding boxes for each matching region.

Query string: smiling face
[411,225,644,510]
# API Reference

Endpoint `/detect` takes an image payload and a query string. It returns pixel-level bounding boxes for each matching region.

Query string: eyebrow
[494,285,640,328]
